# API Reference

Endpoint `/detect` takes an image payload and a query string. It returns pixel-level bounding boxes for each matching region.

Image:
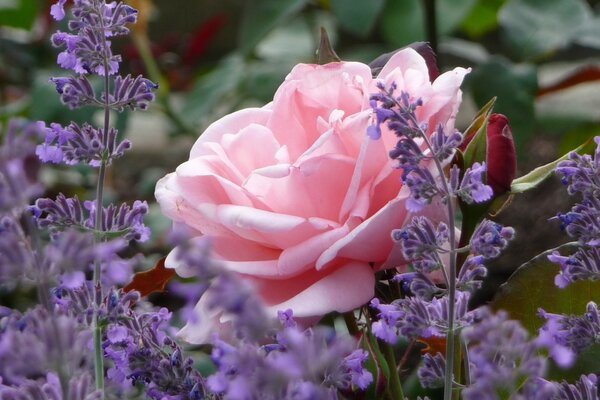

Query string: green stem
[408,116,458,400]
[91,5,113,396]
[380,342,405,400]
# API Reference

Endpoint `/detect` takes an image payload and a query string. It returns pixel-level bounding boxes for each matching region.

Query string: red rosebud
[486,113,517,195]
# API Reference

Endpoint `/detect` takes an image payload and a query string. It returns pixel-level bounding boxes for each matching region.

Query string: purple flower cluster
[461,309,552,399]
[31,193,149,242]
[551,137,600,287]
[370,291,477,344]
[207,312,372,399]
[538,301,600,355]
[50,0,137,75]
[0,119,45,212]
[36,122,131,167]
[0,307,99,399]
[369,85,494,211]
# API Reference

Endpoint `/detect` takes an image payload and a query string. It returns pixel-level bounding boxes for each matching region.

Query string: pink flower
[155,48,469,343]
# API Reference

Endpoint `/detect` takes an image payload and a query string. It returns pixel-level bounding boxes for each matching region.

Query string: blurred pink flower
[156,48,469,343]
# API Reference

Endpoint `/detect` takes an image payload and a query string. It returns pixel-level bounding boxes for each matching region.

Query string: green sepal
[461,97,496,168]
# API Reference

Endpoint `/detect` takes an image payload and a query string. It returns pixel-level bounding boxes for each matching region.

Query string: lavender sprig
[368,83,506,399]
[550,137,600,287]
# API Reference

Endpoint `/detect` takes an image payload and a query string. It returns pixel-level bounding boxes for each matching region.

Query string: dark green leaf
[460,0,506,38]
[510,139,589,193]
[499,0,592,60]
[436,0,477,35]
[181,54,245,127]
[380,0,425,47]
[0,0,37,30]
[238,0,307,55]
[330,0,385,38]
[491,243,600,333]
[468,57,537,153]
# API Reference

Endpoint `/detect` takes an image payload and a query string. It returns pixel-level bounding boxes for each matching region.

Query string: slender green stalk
[407,114,458,400]
[91,6,112,396]
[380,341,405,400]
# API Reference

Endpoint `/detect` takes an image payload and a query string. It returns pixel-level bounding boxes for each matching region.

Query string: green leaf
[0,0,37,30]
[499,0,593,60]
[574,17,600,49]
[437,0,477,35]
[238,0,307,55]
[467,57,537,153]
[460,0,506,38]
[510,139,590,193]
[491,243,600,333]
[380,0,425,47]
[181,54,245,127]
[381,0,475,47]
[330,0,385,38]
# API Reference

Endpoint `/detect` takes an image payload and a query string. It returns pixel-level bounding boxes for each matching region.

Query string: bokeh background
[1,0,600,303]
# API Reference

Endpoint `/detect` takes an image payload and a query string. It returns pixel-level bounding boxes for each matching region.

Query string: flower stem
[91,9,112,395]
[380,342,405,400]
[415,127,457,400]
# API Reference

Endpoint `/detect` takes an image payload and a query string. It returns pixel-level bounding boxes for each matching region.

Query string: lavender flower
[470,219,515,259]
[392,216,448,273]
[555,198,600,246]
[371,291,475,344]
[32,194,149,242]
[0,372,101,400]
[451,162,494,204]
[50,76,97,109]
[0,307,93,387]
[462,309,549,400]
[538,302,600,355]
[552,374,598,400]
[555,136,600,199]
[50,0,138,75]
[208,323,371,399]
[457,255,487,292]
[393,272,440,300]
[36,122,131,167]
[0,120,45,211]
[550,248,600,288]
[418,352,446,389]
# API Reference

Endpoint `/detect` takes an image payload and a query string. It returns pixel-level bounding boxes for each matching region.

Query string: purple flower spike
[50,76,97,109]
[553,374,598,400]
[470,219,514,259]
[455,162,493,204]
[538,302,600,355]
[109,74,158,111]
[50,0,67,21]
[418,353,446,389]
[555,136,600,199]
[392,216,448,274]
[32,194,149,242]
[462,309,548,400]
[550,247,600,288]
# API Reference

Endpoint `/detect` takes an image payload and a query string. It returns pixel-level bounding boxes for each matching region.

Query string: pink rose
[156,48,469,342]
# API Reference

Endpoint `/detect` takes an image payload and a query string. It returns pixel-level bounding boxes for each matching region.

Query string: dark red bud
[486,113,517,196]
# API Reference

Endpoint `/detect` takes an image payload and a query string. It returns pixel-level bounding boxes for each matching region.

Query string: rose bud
[486,113,517,196]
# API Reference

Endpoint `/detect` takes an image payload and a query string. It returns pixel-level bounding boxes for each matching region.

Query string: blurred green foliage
[1,0,599,158]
